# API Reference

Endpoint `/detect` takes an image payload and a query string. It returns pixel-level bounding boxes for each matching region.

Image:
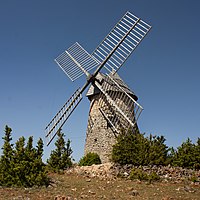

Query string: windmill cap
[86,71,138,101]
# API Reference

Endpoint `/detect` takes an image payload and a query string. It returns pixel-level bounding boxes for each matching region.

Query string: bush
[0,126,49,187]
[130,168,160,183]
[172,138,200,169]
[148,172,160,183]
[112,130,169,166]
[147,134,169,165]
[130,168,148,181]
[112,131,149,165]
[79,152,101,166]
[189,174,199,183]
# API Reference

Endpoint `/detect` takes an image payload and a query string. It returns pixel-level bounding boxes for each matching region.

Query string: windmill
[45,11,151,161]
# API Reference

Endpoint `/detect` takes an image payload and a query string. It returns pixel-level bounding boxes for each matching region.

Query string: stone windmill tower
[85,71,139,162]
[45,12,151,161]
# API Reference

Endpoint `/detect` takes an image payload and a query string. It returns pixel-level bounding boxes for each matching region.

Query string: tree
[0,126,49,187]
[25,136,36,161]
[47,130,73,172]
[1,125,14,159]
[194,138,200,169]
[0,125,15,186]
[30,138,49,187]
[36,138,44,158]
[172,138,195,168]
[13,136,27,186]
[112,131,150,165]
[172,138,200,169]
[148,134,169,165]
[112,130,169,166]
[12,136,49,187]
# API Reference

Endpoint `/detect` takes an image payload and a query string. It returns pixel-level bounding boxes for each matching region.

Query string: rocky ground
[0,163,200,200]
[69,163,200,183]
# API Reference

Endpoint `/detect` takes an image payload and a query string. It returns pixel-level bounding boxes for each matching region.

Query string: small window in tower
[94,138,97,142]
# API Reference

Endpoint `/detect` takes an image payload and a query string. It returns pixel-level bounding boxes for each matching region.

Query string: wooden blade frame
[55,42,100,81]
[92,11,151,74]
[45,88,82,146]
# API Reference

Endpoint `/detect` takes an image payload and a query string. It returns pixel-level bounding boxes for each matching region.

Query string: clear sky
[0,0,199,162]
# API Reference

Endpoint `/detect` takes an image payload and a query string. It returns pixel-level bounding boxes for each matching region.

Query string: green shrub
[130,168,148,181]
[189,173,199,183]
[148,172,160,183]
[0,126,50,187]
[112,131,149,165]
[130,168,160,183]
[172,138,200,169]
[79,152,101,166]
[112,130,169,166]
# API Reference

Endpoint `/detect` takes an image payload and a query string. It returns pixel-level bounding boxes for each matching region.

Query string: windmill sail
[92,11,151,74]
[55,42,100,81]
[45,88,82,146]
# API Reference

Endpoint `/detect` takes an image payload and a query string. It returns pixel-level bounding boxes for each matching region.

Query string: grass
[0,172,199,200]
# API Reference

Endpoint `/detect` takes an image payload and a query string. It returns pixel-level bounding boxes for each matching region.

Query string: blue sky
[0,0,199,162]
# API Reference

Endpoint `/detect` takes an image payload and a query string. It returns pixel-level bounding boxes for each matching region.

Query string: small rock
[88,190,96,195]
[184,185,195,193]
[123,172,129,177]
[129,190,139,196]
[127,187,134,191]
[80,194,88,198]
[54,195,69,200]
[161,197,173,200]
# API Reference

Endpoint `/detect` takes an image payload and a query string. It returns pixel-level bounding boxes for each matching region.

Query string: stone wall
[84,94,117,163]
[67,163,200,184]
